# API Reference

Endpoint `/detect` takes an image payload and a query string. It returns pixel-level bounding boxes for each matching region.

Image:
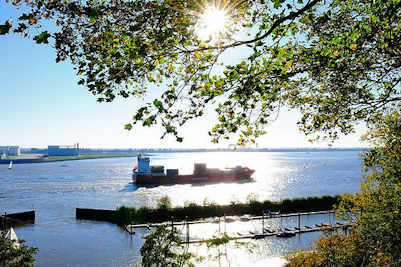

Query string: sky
[0,3,367,149]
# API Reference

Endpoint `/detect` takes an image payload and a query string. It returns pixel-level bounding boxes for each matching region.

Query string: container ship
[132,155,255,185]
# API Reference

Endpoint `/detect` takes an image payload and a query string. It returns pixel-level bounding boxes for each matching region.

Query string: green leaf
[0,20,12,35]
[153,99,163,110]
[33,31,51,44]
[273,0,283,9]
[143,115,156,126]
[86,7,99,22]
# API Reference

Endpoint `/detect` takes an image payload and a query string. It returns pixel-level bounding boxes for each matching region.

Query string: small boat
[6,227,20,249]
[224,216,237,223]
[254,234,265,239]
[8,161,13,170]
[209,217,220,224]
[239,215,252,221]
[277,231,296,238]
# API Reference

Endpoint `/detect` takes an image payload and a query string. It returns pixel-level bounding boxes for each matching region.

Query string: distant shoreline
[0,153,138,164]
[0,148,366,165]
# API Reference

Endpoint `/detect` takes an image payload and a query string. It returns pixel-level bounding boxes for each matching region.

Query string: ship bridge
[137,155,151,174]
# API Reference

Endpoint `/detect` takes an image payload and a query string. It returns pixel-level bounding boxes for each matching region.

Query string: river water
[0,151,363,266]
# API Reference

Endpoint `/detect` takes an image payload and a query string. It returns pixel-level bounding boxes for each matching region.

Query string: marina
[121,210,337,228]
[123,222,350,243]
[121,209,349,243]
[182,223,350,244]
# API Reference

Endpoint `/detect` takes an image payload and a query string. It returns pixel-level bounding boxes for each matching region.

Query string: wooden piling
[262,213,265,233]
[186,219,189,243]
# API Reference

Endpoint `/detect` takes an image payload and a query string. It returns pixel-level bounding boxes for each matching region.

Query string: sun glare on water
[196,4,231,40]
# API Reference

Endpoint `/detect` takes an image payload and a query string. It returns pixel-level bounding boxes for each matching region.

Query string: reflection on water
[0,151,362,266]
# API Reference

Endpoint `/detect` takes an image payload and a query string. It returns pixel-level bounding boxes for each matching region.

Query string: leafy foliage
[2,0,401,265]
[156,195,172,210]
[140,226,195,267]
[286,233,366,267]
[0,233,38,267]
[0,19,12,35]
[286,111,401,266]
[3,0,399,144]
[339,112,401,265]
[203,232,232,248]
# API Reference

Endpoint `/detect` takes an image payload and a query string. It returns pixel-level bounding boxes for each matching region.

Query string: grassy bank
[0,153,138,164]
[115,195,341,225]
[44,153,138,161]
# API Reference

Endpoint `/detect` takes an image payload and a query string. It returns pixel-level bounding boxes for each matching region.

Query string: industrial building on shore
[0,146,20,157]
[47,143,79,156]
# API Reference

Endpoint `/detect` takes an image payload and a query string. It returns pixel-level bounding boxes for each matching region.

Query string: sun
[196,5,231,40]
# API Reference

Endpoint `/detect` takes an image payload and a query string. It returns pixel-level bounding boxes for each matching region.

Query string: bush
[140,226,195,267]
[0,233,38,266]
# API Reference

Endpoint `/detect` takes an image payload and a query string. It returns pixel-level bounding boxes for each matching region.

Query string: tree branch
[186,0,321,52]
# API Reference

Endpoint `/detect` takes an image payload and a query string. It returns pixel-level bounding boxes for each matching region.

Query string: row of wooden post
[261,212,303,233]
[167,210,338,242]
[2,212,7,233]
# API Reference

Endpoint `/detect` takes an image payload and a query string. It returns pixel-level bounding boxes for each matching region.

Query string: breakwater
[1,210,35,227]
[76,208,117,223]
[0,153,138,164]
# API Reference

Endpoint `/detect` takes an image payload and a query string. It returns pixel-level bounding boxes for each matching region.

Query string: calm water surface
[0,151,362,266]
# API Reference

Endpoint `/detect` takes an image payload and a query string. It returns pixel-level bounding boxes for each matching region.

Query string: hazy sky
[0,3,367,149]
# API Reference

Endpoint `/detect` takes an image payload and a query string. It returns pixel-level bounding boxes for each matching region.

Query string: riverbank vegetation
[286,113,401,266]
[115,195,340,225]
[0,153,138,164]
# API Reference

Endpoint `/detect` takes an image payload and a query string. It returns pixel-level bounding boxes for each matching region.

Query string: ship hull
[133,170,254,185]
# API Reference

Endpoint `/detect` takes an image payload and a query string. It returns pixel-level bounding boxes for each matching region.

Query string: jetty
[118,209,336,229]
[181,223,350,244]
[121,210,336,227]
[1,210,35,228]
[121,209,349,242]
